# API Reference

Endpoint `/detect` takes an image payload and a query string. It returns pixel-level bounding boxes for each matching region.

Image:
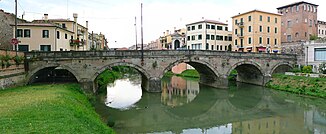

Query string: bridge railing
[25,50,298,60]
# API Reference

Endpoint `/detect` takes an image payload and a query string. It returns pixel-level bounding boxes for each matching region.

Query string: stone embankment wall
[0,50,25,89]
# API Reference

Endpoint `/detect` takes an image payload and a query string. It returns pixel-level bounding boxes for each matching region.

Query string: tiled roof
[187,19,227,26]
[232,9,282,18]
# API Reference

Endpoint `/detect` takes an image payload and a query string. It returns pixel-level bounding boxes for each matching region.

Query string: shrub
[319,62,326,74]
[302,65,313,73]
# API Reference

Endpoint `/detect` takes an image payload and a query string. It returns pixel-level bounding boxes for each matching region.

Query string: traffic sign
[11,38,19,45]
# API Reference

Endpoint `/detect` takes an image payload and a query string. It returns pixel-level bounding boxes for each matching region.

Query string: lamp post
[140,3,144,65]
[15,0,18,55]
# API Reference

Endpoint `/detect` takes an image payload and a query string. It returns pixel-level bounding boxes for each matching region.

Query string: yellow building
[232,10,282,53]
[13,23,74,52]
[186,20,232,51]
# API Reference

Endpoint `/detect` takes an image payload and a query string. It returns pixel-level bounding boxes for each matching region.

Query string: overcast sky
[1,0,325,48]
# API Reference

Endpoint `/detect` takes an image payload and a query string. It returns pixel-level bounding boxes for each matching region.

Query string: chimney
[86,21,88,29]
[73,13,78,40]
[166,30,169,35]
[44,14,48,20]
[73,13,78,22]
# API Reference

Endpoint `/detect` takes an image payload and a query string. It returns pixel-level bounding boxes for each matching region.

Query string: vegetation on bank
[0,84,115,133]
[267,74,326,98]
[164,69,200,78]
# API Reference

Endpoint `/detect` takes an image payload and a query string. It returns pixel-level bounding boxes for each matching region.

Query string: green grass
[0,84,115,134]
[267,74,326,98]
[176,69,200,78]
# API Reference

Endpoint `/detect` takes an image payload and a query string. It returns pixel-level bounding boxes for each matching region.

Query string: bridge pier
[141,77,161,93]
[79,80,97,94]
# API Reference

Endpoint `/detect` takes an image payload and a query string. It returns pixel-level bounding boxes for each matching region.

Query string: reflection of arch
[91,62,150,82]
[161,59,219,79]
[27,63,80,84]
[270,63,293,75]
[174,40,180,50]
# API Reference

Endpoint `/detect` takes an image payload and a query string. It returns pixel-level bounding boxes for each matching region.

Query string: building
[0,9,27,50]
[33,13,89,51]
[89,32,108,50]
[318,21,326,38]
[232,10,282,53]
[170,28,186,50]
[305,40,326,73]
[186,20,232,51]
[13,23,74,52]
[147,39,161,50]
[277,1,318,43]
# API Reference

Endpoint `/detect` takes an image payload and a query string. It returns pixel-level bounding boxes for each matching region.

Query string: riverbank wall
[0,50,26,89]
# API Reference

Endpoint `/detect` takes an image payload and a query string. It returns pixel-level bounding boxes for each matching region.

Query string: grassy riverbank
[0,84,114,133]
[267,74,326,98]
[165,69,200,78]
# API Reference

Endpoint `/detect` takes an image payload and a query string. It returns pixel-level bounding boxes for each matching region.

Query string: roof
[11,23,74,33]
[318,20,326,25]
[186,19,227,26]
[277,1,319,9]
[33,19,74,22]
[232,9,282,18]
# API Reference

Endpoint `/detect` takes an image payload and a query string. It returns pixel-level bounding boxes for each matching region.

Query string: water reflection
[95,75,326,134]
[161,76,199,107]
[105,79,142,110]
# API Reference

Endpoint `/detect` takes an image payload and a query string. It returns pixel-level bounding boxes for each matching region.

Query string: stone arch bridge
[24,50,297,93]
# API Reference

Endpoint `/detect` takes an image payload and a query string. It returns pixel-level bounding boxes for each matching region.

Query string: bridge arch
[27,63,80,84]
[228,61,266,86]
[270,63,293,75]
[91,62,150,82]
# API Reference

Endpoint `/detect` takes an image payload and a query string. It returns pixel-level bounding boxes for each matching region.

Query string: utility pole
[135,16,138,50]
[15,0,18,55]
[141,3,144,65]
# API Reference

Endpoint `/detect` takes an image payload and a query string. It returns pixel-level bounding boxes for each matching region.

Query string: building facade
[305,41,326,73]
[232,10,282,53]
[318,21,326,38]
[13,23,74,52]
[277,1,318,43]
[186,20,232,51]
[0,9,27,50]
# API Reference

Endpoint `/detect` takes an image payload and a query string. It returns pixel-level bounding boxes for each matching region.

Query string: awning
[273,50,279,53]
[246,47,252,51]
[256,46,266,52]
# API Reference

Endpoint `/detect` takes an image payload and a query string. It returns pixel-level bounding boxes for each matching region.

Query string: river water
[94,75,326,134]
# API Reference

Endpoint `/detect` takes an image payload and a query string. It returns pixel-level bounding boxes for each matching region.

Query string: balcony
[237,22,244,28]
[70,39,85,46]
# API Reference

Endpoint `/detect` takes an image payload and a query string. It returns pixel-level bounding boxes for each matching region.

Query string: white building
[318,21,326,38]
[186,20,232,51]
[305,41,326,72]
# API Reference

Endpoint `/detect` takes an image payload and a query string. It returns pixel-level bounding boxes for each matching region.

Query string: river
[94,75,326,134]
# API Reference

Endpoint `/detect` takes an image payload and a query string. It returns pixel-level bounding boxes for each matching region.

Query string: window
[220,45,223,50]
[211,35,215,40]
[191,26,195,30]
[211,45,214,50]
[235,29,238,35]
[303,5,306,11]
[206,24,210,29]
[268,17,270,22]
[235,19,238,25]
[217,26,223,30]
[18,45,29,52]
[296,5,299,12]
[198,35,202,40]
[315,48,326,61]
[216,35,223,41]
[191,35,195,40]
[206,34,210,40]
[56,31,60,39]
[198,25,202,29]
[224,36,228,41]
[235,39,238,45]
[248,16,252,21]
[259,26,263,32]
[248,26,252,32]
[260,15,262,21]
[17,29,23,37]
[275,18,278,23]
[217,45,219,50]
[267,38,270,44]
[42,30,49,38]
[40,45,51,51]
[187,27,190,31]
[275,39,277,45]
[275,27,278,33]
[240,18,243,22]
[305,32,307,37]
[228,36,232,41]
[309,19,312,27]
[240,39,243,47]
[225,27,228,31]
[287,35,292,42]
[187,36,190,41]
[24,29,30,37]
[211,25,215,29]
[259,37,262,44]
[267,27,270,33]
[206,43,209,50]
[248,37,252,44]
[65,34,68,39]
[62,23,66,29]
[287,21,292,27]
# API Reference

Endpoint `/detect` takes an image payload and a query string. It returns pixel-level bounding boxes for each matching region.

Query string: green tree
[319,62,326,74]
